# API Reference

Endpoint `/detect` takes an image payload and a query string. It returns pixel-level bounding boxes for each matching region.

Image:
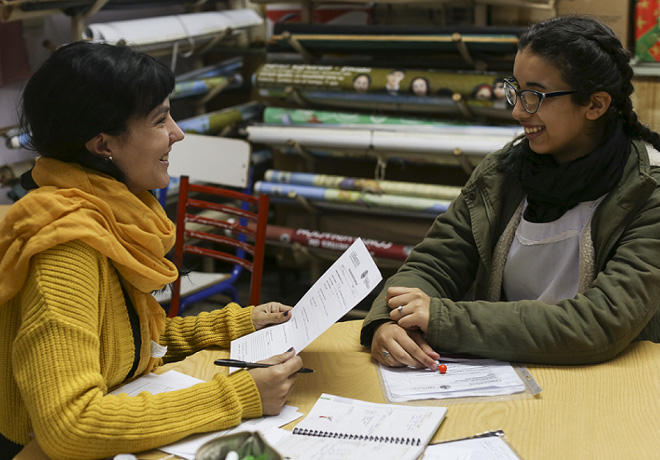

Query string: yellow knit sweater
[0,159,263,459]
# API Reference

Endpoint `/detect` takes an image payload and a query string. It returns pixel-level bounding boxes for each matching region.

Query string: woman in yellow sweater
[0,41,303,459]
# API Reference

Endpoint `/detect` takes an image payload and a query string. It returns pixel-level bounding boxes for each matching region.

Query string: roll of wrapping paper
[635,0,660,62]
[264,106,466,128]
[253,63,508,101]
[257,88,513,120]
[176,102,262,134]
[262,107,522,137]
[170,74,243,100]
[254,181,450,215]
[264,224,413,262]
[246,125,517,156]
[83,9,263,49]
[264,170,461,201]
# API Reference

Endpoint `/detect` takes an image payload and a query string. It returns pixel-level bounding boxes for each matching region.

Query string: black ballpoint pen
[214,358,314,374]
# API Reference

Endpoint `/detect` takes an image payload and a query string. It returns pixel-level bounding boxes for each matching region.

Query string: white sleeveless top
[503,196,604,303]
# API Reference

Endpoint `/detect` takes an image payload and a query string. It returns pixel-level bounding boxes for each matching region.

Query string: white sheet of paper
[109,370,203,396]
[230,238,382,363]
[274,432,428,460]
[422,436,522,460]
[159,405,304,460]
[380,357,526,402]
[110,370,303,460]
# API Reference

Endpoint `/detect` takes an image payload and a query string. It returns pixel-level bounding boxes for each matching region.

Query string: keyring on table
[397,305,405,317]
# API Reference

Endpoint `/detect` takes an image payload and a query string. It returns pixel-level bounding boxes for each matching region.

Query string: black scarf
[519,120,631,223]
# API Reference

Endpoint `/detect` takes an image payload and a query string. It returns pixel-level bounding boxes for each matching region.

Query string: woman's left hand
[252,302,293,330]
[387,286,431,333]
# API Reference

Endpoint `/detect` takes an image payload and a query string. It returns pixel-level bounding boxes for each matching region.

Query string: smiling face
[511,48,601,164]
[106,98,184,194]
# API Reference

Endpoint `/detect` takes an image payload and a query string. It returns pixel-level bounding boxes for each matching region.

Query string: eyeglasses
[503,78,578,114]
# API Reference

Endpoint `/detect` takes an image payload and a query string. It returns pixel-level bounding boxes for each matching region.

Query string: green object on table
[196,431,283,460]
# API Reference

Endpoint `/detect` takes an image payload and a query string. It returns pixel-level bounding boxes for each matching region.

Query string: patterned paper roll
[257,88,513,120]
[263,107,522,137]
[255,181,450,215]
[177,102,262,134]
[264,170,460,200]
[254,63,508,101]
[170,74,243,99]
[265,224,413,262]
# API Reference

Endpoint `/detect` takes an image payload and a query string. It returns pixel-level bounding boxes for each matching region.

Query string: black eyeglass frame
[503,78,578,114]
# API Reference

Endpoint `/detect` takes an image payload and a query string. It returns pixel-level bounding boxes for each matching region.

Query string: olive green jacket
[361,138,660,364]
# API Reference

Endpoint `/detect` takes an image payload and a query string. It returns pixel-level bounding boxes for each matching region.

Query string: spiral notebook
[275,394,447,460]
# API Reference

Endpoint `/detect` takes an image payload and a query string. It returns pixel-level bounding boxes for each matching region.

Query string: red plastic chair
[168,175,269,317]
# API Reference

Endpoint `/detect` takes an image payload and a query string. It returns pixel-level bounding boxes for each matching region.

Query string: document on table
[421,432,523,460]
[230,238,382,363]
[110,370,303,460]
[379,357,528,402]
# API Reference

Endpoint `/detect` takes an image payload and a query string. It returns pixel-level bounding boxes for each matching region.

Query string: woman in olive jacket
[361,17,660,367]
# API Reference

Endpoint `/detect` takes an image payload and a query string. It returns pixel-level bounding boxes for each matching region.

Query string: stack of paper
[379,357,527,402]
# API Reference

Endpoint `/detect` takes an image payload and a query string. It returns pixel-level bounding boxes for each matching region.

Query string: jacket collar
[592,139,658,269]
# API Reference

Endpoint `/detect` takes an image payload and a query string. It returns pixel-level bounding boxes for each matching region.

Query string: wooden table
[18,320,660,460]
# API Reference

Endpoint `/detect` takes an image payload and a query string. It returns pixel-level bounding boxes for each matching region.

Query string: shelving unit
[249,0,557,25]
[243,1,536,279]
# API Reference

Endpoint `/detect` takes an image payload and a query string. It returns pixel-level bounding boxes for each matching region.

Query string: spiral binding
[292,428,421,445]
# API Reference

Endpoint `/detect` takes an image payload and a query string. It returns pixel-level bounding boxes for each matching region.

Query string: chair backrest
[169,175,269,317]
[159,134,251,208]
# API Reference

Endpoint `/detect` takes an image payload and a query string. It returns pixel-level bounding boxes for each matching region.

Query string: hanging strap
[0,431,23,457]
[120,282,142,382]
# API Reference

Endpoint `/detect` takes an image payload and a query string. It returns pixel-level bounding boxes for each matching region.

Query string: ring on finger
[382,350,390,360]
[397,305,405,317]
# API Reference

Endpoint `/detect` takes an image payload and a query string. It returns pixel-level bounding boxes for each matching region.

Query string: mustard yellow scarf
[0,157,178,367]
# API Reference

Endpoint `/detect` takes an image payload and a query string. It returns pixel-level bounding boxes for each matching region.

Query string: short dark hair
[20,41,175,181]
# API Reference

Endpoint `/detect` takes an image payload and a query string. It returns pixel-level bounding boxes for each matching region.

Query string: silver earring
[107,156,113,162]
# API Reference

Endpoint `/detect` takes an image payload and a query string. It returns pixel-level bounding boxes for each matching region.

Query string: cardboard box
[558,0,632,49]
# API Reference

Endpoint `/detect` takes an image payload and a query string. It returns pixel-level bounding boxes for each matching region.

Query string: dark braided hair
[518,16,660,151]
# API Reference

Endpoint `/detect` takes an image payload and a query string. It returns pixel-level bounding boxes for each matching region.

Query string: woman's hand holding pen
[251,302,293,331]
[248,348,302,415]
